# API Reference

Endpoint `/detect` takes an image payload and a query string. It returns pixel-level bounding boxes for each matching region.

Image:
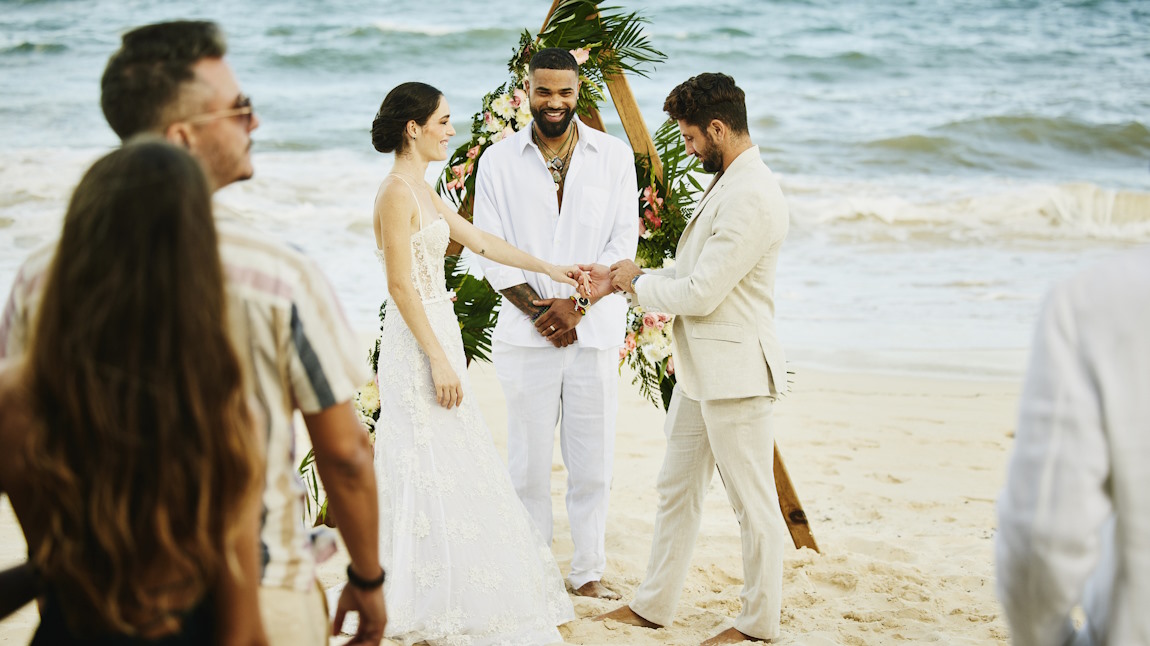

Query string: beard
[698,134,724,173]
[531,103,575,139]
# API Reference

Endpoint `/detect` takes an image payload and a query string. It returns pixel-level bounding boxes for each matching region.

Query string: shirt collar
[724,145,761,174]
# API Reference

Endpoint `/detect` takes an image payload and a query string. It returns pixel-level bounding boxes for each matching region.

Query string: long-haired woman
[0,139,267,645]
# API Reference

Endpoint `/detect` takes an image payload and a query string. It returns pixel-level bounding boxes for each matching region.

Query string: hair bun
[371,114,401,154]
[370,82,444,156]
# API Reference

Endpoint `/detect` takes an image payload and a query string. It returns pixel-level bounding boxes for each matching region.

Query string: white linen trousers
[493,340,619,589]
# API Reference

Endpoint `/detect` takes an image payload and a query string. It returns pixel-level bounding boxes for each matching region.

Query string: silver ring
[549,325,556,332]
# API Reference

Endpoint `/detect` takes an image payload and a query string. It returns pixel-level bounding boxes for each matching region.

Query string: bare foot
[700,627,767,645]
[593,605,661,629]
[573,580,622,600]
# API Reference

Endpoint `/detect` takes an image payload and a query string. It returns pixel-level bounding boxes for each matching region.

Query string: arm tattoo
[478,247,487,256]
[499,283,546,318]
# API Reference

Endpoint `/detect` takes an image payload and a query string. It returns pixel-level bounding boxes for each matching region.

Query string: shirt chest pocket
[577,187,611,229]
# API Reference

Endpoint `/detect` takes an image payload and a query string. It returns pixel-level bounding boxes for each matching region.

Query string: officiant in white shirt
[996,247,1150,646]
[472,47,639,599]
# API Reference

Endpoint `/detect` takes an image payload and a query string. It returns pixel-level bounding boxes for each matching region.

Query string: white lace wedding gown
[371,180,574,646]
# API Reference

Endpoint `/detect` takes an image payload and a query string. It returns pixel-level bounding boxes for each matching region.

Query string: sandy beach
[0,359,1018,644]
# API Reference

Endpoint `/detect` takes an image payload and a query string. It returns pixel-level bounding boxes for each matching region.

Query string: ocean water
[2,0,1148,377]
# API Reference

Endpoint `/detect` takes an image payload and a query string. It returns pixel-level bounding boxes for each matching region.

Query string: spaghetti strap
[390,174,424,231]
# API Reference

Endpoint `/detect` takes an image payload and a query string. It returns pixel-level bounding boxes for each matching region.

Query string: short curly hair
[529,47,578,74]
[663,73,748,136]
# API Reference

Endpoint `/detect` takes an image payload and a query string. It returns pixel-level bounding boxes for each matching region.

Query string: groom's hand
[610,260,643,294]
[576,263,616,300]
[532,298,581,344]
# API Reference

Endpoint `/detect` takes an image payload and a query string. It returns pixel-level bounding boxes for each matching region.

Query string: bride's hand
[430,356,463,409]
[548,264,583,291]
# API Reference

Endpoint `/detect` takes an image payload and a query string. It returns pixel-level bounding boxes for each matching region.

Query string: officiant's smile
[525,67,577,139]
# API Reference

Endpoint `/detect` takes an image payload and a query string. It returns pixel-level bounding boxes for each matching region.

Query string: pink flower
[655,320,665,330]
[446,179,461,191]
[657,312,672,323]
[511,89,527,108]
[501,125,515,140]
[569,47,590,66]
[666,357,675,376]
[638,217,647,236]
[466,145,480,159]
[624,332,637,353]
[642,313,657,329]
[619,346,629,361]
[647,212,662,229]
[451,163,466,179]
[642,186,664,213]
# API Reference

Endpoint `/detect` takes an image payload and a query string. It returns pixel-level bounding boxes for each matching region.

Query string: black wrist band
[346,564,386,590]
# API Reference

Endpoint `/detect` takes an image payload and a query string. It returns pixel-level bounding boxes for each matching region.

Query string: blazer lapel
[680,173,725,244]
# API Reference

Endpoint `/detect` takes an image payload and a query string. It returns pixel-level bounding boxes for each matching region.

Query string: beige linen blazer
[635,146,789,401]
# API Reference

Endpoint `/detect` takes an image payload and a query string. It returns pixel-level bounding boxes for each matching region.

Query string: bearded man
[472,47,639,598]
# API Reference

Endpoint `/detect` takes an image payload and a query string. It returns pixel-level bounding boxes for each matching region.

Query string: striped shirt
[0,221,370,591]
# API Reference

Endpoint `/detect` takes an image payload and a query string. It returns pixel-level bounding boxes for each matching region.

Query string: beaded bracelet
[569,295,589,316]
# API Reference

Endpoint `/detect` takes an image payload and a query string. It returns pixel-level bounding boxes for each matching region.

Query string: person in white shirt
[472,47,639,599]
[996,246,1150,646]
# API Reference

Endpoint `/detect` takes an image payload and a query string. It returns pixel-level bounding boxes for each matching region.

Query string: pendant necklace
[533,124,576,188]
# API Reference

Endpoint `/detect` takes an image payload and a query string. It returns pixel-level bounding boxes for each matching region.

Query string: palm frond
[445,255,499,365]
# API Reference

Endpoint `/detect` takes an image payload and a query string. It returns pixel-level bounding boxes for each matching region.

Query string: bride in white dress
[368,82,577,645]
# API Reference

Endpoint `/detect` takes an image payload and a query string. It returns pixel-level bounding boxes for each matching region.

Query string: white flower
[478,136,486,145]
[358,381,380,412]
[490,131,504,143]
[515,104,533,128]
[662,257,676,269]
[484,114,505,134]
[490,93,515,120]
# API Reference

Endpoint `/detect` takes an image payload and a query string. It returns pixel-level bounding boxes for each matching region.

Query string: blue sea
[2,0,1148,377]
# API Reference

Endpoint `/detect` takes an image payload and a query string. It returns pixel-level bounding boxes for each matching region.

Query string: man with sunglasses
[0,21,386,645]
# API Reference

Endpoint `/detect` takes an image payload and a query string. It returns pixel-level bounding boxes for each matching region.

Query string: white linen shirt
[473,118,638,350]
[996,246,1150,646]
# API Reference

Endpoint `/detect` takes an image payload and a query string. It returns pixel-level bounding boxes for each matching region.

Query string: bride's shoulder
[374,177,418,211]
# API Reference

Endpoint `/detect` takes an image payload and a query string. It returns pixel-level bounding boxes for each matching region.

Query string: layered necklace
[532,122,577,190]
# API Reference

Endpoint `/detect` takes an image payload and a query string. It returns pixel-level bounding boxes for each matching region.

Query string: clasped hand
[532,264,595,348]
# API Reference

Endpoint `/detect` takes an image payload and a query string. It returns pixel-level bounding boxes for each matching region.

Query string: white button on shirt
[473,119,639,350]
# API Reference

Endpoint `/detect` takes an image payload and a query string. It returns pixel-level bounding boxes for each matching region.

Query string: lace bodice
[374,218,452,304]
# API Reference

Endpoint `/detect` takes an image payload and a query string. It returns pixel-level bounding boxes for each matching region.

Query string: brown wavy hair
[24,138,260,635]
[663,72,749,135]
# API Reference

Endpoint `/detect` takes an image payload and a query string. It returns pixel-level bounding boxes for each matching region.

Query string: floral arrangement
[620,118,705,409]
[620,306,675,408]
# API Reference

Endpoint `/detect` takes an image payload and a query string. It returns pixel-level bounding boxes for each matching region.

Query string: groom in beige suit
[596,73,790,645]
